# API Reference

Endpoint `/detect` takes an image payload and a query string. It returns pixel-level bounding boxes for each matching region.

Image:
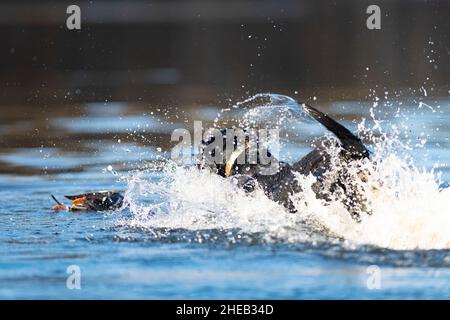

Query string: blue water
[0,99,449,299]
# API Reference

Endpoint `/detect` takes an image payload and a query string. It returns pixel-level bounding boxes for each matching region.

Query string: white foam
[120,165,311,243]
[290,154,450,250]
[118,96,450,250]
[119,147,449,250]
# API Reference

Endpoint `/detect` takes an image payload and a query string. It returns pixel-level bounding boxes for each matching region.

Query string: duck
[51,190,123,212]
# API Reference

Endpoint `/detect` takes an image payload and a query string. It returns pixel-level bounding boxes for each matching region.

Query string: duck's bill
[51,204,67,211]
[51,196,89,211]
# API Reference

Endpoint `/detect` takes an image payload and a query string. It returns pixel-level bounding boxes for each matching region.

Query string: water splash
[117,94,450,250]
[217,93,311,130]
[119,164,313,242]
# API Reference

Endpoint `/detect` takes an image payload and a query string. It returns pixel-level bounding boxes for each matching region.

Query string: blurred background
[0,0,449,175]
[0,0,448,105]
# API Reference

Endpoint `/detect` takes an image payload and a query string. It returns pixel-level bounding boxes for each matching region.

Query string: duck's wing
[64,191,114,200]
[63,191,123,211]
[84,192,124,211]
[64,193,93,200]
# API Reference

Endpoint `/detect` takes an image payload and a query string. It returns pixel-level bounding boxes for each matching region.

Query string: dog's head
[197,128,279,177]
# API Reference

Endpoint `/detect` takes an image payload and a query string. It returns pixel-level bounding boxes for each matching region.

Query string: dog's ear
[300,103,370,159]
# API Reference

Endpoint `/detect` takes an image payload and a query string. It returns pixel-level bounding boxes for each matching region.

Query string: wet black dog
[50,104,371,219]
[198,103,371,221]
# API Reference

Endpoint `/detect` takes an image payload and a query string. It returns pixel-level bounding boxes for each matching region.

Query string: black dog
[50,103,371,220]
[198,103,371,221]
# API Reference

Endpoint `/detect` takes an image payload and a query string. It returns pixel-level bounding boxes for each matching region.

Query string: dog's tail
[300,103,369,159]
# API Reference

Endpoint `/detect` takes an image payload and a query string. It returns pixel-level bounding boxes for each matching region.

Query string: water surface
[0,97,449,299]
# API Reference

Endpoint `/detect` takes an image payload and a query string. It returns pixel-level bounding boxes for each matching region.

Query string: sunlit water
[0,95,449,299]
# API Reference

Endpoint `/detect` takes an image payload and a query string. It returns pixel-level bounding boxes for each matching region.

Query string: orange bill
[51,204,67,211]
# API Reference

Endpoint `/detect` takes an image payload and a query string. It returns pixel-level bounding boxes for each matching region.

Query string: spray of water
[117,94,450,250]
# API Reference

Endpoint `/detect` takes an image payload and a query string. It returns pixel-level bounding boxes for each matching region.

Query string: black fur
[199,103,371,221]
